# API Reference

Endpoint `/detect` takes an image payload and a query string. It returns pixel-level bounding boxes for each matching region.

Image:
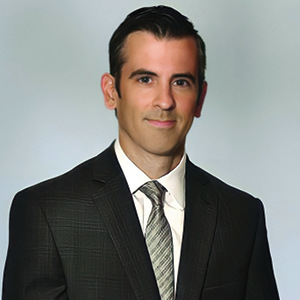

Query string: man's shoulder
[186,159,263,210]
[13,144,118,206]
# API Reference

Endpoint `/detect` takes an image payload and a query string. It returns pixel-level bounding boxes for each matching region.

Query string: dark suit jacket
[3,143,279,299]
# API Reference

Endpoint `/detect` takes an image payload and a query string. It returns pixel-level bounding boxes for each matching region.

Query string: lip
[146,119,176,128]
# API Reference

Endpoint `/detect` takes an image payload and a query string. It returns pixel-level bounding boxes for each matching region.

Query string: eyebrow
[129,69,196,84]
[129,69,157,79]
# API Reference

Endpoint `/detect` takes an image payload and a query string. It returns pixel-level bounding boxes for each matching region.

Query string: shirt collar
[114,140,186,209]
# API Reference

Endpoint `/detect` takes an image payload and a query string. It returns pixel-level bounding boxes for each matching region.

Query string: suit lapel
[92,145,160,300]
[176,159,218,300]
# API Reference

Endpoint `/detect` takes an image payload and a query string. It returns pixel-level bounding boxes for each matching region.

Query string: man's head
[101,6,207,176]
[109,5,206,101]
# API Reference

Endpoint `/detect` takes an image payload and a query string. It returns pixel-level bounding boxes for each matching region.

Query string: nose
[153,84,175,110]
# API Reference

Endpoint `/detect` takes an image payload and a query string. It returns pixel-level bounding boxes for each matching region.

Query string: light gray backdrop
[1,0,299,298]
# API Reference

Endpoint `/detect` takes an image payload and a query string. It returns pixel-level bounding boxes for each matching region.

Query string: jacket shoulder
[12,144,117,206]
[186,159,263,210]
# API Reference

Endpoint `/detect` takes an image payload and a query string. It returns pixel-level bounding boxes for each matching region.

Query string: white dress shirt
[114,140,185,288]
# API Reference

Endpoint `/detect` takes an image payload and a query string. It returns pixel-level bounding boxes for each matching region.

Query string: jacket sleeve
[2,192,68,300]
[245,201,280,300]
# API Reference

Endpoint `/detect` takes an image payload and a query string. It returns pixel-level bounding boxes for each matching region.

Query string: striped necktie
[139,181,174,300]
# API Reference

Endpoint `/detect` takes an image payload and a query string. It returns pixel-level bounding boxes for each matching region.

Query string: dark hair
[109,5,206,100]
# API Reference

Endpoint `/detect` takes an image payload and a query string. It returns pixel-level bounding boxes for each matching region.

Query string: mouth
[146,119,176,128]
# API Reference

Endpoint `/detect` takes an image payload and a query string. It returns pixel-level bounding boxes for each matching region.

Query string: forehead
[122,31,198,74]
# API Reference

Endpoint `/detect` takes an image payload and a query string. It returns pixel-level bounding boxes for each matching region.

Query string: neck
[119,141,184,179]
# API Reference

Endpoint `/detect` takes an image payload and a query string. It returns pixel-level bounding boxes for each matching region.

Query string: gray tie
[139,181,174,300]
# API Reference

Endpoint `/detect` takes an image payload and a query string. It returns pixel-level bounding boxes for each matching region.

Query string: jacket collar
[176,158,218,300]
[92,143,161,299]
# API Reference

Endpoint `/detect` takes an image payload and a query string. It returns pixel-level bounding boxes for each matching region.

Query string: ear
[101,73,118,110]
[194,81,207,118]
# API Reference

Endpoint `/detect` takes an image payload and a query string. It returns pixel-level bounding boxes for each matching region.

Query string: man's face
[103,31,206,161]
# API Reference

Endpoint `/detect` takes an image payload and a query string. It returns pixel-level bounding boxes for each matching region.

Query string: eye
[173,79,190,87]
[138,76,153,84]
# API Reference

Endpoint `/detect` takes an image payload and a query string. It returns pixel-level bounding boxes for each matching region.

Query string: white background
[1,0,299,298]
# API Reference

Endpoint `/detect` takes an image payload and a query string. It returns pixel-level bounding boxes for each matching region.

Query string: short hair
[109,5,206,100]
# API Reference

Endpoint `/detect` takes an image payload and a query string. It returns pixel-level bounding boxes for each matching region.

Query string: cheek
[117,99,140,126]
[178,99,197,118]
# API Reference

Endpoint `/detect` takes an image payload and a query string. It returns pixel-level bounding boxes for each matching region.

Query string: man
[3,5,279,300]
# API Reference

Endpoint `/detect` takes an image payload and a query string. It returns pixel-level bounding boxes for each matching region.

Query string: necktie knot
[139,180,166,207]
